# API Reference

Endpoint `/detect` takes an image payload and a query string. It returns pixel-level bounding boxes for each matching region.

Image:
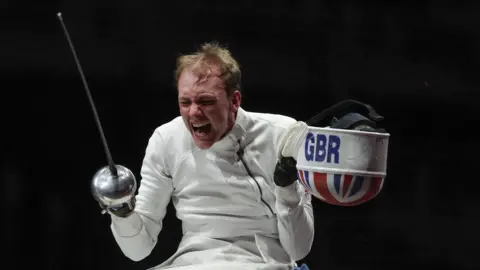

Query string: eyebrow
[178,94,216,101]
[197,94,216,99]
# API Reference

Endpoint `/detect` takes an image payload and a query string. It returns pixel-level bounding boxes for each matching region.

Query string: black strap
[306,99,384,127]
[331,112,376,130]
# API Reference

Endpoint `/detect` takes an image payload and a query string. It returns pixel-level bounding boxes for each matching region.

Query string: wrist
[107,197,136,218]
[275,182,301,207]
[109,205,134,218]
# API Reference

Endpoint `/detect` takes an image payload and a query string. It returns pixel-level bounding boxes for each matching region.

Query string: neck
[220,110,238,140]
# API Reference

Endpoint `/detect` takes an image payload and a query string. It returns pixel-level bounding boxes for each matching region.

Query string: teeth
[192,123,209,128]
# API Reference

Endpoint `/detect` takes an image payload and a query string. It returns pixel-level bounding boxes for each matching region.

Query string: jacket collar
[203,107,248,158]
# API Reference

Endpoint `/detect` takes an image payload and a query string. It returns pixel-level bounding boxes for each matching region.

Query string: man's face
[177,66,241,149]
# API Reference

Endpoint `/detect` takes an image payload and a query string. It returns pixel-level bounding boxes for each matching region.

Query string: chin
[194,140,214,149]
[191,135,215,149]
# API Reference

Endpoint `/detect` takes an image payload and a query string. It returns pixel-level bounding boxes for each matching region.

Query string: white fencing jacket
[110,107,315,270]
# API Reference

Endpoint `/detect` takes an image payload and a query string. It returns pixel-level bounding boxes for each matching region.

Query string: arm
[274,167,314,261]
[273,120,314,260]
[110,130,174,261]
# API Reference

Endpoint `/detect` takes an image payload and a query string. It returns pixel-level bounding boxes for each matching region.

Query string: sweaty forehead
[178,68,225,97]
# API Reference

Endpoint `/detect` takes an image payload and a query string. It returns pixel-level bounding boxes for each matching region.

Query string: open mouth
[191,123,212,138]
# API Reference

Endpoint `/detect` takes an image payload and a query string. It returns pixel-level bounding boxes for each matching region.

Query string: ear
[230,90,241,112]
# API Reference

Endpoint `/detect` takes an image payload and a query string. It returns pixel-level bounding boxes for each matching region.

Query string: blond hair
[175,42,241,96]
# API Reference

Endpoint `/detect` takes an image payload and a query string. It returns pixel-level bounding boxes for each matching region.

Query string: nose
[188,103,203,118]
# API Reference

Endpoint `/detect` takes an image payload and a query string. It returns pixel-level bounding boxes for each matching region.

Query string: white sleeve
[273,118,315,261]
[109,130,174,261]
[275,181,314,261]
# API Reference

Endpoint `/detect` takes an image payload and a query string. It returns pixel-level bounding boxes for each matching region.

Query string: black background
[2,1,479,269]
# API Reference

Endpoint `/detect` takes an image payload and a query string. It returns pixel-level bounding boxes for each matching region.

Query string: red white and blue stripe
[297,170,384,206]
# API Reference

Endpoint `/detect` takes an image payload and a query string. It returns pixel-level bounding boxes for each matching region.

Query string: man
[107,42,314,270]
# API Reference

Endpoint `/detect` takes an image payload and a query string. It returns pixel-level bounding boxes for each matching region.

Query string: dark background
[2,1,479,269]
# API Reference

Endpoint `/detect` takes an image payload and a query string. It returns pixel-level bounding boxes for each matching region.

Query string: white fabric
[276,121,309,160]
[109,108,314,270]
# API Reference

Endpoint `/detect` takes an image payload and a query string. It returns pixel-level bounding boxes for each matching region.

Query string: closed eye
[199,100,215,105]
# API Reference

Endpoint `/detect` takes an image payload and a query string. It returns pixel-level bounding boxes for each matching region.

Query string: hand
[91,164,138,217]
[98,196,136,217]
[274,121,309,187]
[276,121,309,160]
[273,156,298,187]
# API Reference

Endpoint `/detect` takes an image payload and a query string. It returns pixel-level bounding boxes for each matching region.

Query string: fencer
[100,42,314,270]
[91,43,389,270]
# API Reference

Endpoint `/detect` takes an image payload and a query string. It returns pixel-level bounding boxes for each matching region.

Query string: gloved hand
[274,121,309,187]
[276,121,309,161]
[273,156,299,187]
[91,164,138,218]
[98,196,136,218]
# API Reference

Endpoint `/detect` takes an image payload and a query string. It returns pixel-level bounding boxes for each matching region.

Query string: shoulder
[151,116,186,141]
[147,116,192,151]
[144,116,191,171]
[244,110,297,131]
